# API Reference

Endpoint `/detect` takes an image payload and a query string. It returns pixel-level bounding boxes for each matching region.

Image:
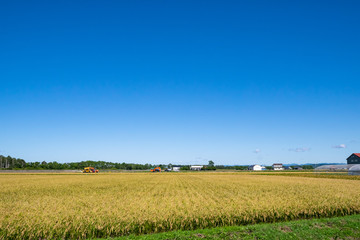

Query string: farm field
[1,172,360,239]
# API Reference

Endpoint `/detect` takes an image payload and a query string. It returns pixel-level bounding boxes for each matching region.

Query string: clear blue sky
[1,0,359,165]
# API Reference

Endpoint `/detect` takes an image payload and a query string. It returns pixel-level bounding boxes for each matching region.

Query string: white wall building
[172,166,181,172]
[272,163,284,170]
[190,165,203,171]
[248,164,264,171]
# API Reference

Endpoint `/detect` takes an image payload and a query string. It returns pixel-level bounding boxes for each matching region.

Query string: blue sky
[1,0,359,165]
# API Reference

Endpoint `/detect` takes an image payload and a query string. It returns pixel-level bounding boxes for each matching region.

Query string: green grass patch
[107,214,360,240]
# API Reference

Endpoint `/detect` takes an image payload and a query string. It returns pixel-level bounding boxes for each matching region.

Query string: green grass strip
[104,214,360,240]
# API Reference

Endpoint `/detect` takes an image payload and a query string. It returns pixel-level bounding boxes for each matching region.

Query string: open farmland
[1,172,360,239]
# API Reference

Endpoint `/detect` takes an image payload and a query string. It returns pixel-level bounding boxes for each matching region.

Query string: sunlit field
[1,172,360,239]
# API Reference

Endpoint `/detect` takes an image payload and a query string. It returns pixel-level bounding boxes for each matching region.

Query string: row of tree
[0,155,215,170]
[0,156,159,170]
[0,155,26,168]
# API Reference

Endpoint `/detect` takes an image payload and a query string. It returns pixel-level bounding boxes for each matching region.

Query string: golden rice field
[1,172,360,239]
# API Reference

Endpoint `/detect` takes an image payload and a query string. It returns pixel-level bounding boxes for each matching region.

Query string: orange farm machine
[83,167,99,173]
[150,167,161,172]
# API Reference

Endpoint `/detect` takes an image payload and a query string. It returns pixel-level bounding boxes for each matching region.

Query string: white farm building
[272,163,284,170]
[172,166,181,172]
[248,164,264,171]
[190,165,203,171]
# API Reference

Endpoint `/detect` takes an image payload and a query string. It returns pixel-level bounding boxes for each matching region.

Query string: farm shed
[248,164,264,171]
[347,153,360,164]
[172,166,180,172]
[190,165,203,171]
[272,163,284,170]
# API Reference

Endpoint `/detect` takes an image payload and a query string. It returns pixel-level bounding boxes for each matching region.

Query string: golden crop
[1,172,360,239]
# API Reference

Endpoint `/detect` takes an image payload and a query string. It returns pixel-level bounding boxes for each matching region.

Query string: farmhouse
[248,164,264,171]
[347,153,360,164]
[190,165,203,171]
[272,163,284,170]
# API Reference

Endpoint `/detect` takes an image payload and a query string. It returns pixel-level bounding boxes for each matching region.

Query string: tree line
[0,155,26,168]
[0,155,158,170]
[0,155,314,170]
[0,155,212,170]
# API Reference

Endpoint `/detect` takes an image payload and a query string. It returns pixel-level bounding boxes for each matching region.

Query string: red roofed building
[347,153,360,164]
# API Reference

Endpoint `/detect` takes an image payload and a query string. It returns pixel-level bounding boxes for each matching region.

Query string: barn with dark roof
[347,153,360,164]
